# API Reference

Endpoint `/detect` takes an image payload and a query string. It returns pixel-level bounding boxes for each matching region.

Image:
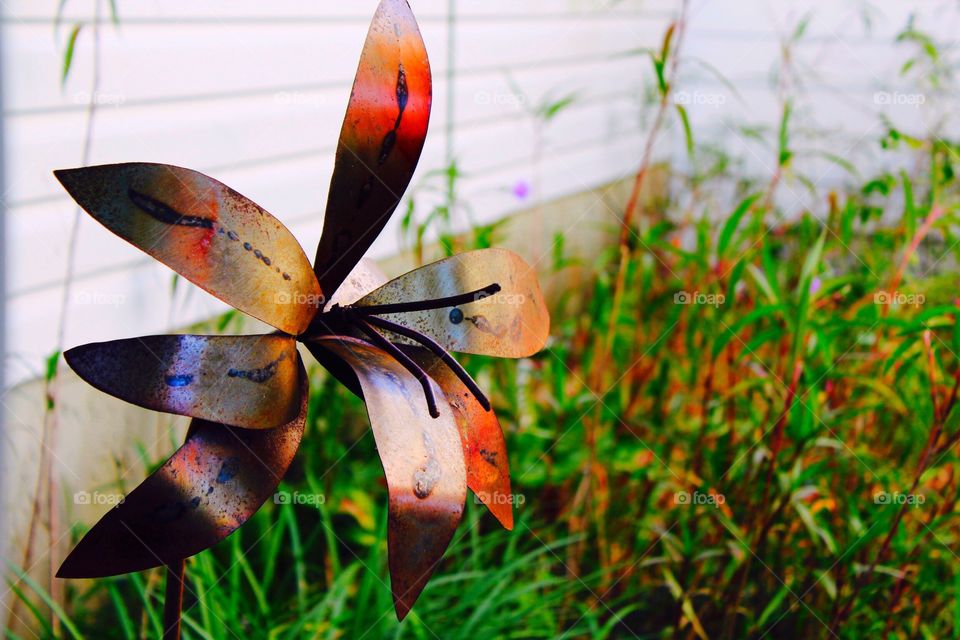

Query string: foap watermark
[874,491,925,506]
[275,291,326,307]
[73,91,126,107]
[673,91,726,108]
[273,490,326,507]
[674,490,725,507]
[274,91,325,109]
[674,291,725,307]
[473,291,526,306]
[874,91,926,107]
[474,90,526,109]
[74,490,124,506]
[874,290,924,307]
[473,491,525,506]
[74,290,125,307]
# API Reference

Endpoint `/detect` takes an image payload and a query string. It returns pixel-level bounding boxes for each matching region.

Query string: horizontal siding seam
[7,124,648,298]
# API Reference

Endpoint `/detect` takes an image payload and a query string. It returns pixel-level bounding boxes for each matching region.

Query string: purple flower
[512,180,531,200]
[810,276,822,296]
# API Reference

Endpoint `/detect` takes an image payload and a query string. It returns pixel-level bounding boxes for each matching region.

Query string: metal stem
[356,319,440,418]
[365,314,490,411]
[163,559,185,640]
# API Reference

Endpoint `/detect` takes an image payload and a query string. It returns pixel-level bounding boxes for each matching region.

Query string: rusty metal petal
[404,346,514,530]
[356,249,550,358]
[318,336,465,621]
[313,0,431,295]
[57,352,308,578]
[54,163,322,335]
[65,334,300,430]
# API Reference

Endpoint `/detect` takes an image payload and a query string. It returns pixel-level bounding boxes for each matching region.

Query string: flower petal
[318,336,465,621]
[357,249,550,358]
[57,353,308,578]
[55,163,321,334]
[404,346,514,529]
[313,0,432,295]
[65,334,301,429]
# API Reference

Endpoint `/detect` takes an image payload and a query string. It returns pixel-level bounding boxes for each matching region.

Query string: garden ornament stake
[53,0,549,634]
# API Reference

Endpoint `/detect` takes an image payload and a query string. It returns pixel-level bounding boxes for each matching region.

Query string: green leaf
[717,193,762,258]
[106,583,137,640]
[748,264,780,305]
[778,101,793,166]
[659,23,676,65]
[792,228,827,359]
[45,350,61,382]
[6,563,84,639]
[901,169,918,239]
[713,303,788,358]
[725,258,747,301]
[61,24,82,86]
[952,312,960,357]
[791,13,812,43]
[756,585,791,628]
[652,55,667,96]
[799,228,827,290]
[541,93,577,121]
[675,104,694,160]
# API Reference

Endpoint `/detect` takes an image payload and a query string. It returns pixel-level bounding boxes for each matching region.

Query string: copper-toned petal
[319,336,465,621]
[313,0,431,295]
[404,346,514,530]
[65,335,300,430]
[57,353,308,578]
[356,249,550,358]
[55,163,322,334]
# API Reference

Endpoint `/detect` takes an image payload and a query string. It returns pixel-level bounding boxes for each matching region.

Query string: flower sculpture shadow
[53,0,549,634]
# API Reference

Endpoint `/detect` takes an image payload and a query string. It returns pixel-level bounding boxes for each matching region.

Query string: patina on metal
[64,334,300,429]
[57,354,308,578]
[319,336,467,619]
[312,0,432,295]
[55,162,322,336]
[54,0,549,633]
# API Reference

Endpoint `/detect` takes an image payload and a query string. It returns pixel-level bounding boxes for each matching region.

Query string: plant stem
[163,560,186,640]
[11,4,103,634]
[831,330,945,630]
[601,0,689,371]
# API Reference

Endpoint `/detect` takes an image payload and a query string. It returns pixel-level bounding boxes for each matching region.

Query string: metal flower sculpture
[53,0,549,634]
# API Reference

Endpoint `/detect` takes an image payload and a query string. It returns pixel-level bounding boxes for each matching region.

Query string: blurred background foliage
[12,1,960,639]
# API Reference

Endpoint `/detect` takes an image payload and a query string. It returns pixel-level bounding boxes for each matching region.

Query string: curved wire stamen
[365,314,490,411]
[355,318,440,418]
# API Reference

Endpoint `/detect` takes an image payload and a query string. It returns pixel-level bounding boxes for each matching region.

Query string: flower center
[303,283,501,418]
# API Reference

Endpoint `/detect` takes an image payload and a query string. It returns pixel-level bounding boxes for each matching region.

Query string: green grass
[17,143,960,637]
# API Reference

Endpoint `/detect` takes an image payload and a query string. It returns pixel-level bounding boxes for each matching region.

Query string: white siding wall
[1,0,678,388]
[678,0,960,211]
[6,1,959,388]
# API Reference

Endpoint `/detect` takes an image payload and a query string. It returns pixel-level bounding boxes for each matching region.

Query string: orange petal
[313,0,432,295]
[358,249,550,358]
[55,163,321,334]
[319,336,466,620]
